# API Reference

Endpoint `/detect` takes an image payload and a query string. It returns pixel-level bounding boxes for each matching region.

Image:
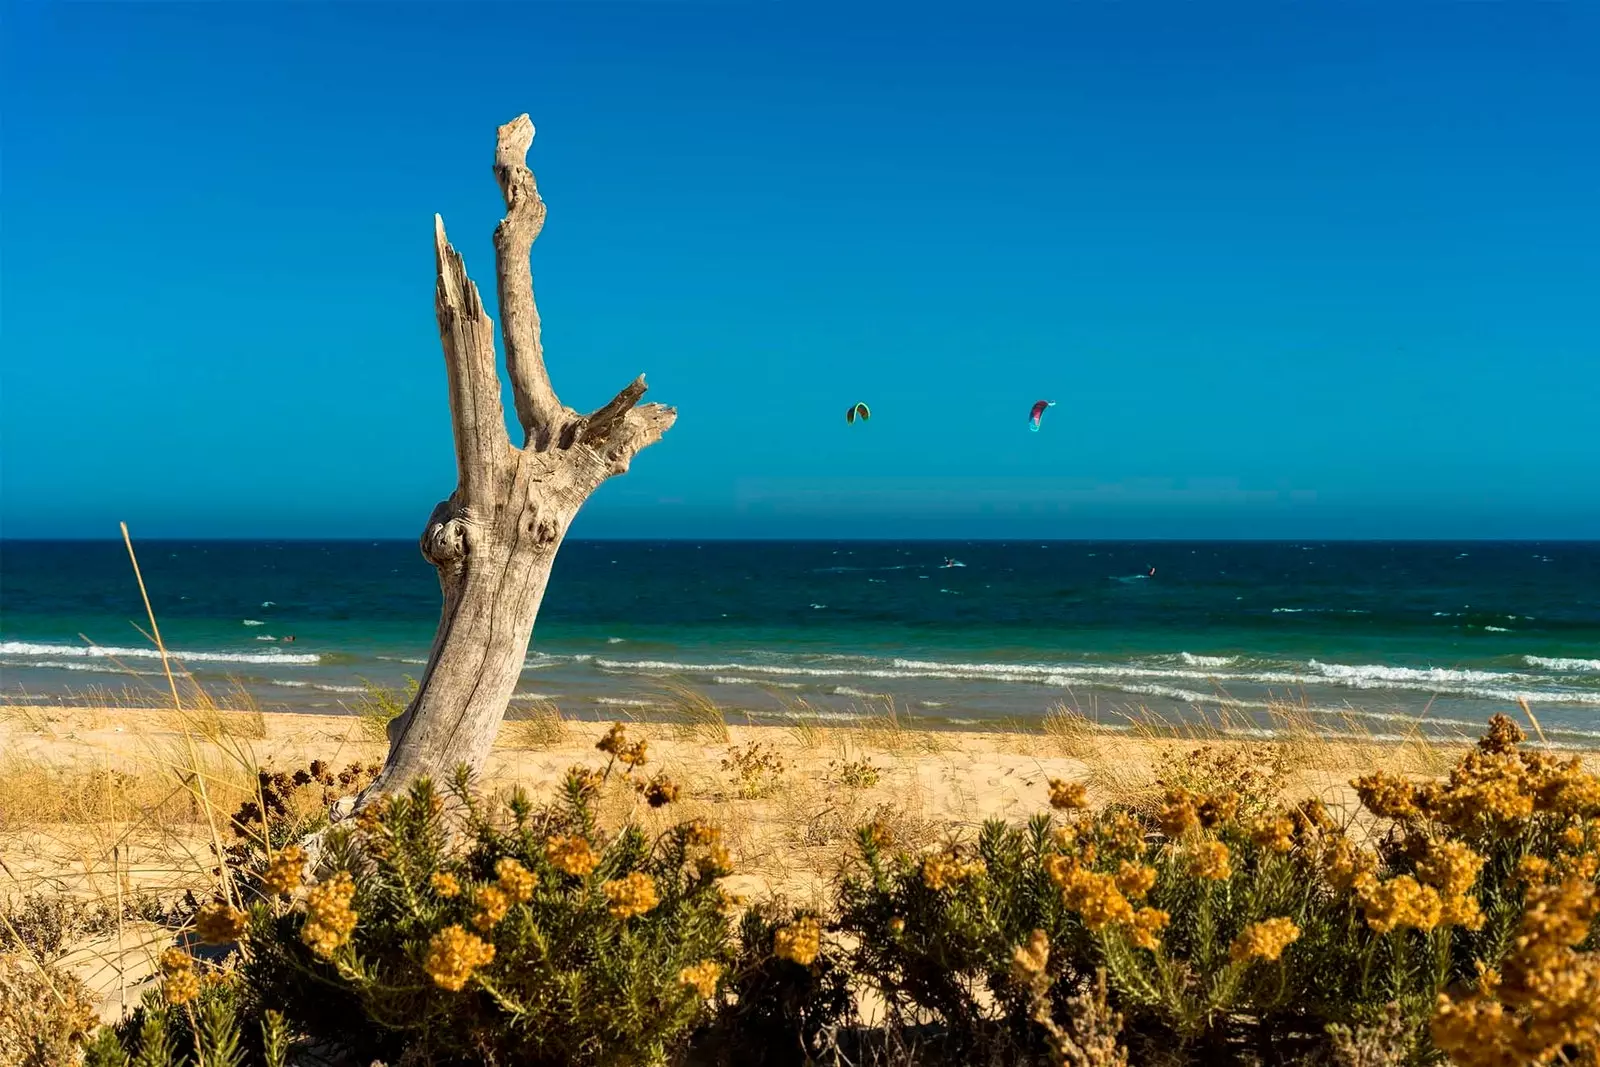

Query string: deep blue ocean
[2,540,1598,744]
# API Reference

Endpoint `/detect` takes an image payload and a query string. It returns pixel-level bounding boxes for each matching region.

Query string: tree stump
[367,114,674,796]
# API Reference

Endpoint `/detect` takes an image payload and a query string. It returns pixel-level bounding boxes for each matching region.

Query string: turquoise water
[2,540,1597,743]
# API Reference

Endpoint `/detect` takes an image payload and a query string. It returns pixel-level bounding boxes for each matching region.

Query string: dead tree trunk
[368,115,674,795]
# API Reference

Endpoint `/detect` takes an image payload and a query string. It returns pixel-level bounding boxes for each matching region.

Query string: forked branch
[433,215,510,505]
[492,114,563,447]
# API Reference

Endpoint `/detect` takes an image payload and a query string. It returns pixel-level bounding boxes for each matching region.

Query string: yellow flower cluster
[431,871,461,898]
[472,885,510,931]
[423,925,495,991]
[1158,787,1239,837]
[1247,813,1296,853]
[565,765,605,796]
[697,843,734,878]
[159,947,200,1006]
[1046,855,1133,930]
[684,821,721,847]
[1432,875,1600,1066]
[1359,714,1600,833]
[495,857,537,903]
[1414,839,1486,930]
[861,819,894,850]
[546,834,599,877]
[1113,861,1156,901]
[642,775,680,807]
[195,901,249,945]
[921,849,986,891]
[597,722,650,768]
[1228,917,1302,963]
[1188,841,1233,881]
[603,872,659,919]
[262,845,306,897]
[1096,811,1146,856]
[773,916,822,965]
[1323,837,1378,893]
[677,960,723,998]
[1353,771,1424,820]
[1197,791,1239,828]
[1354,875,1442,935]
[1047,779,1088,810]
[1130,907,1170,951]
[1010,928,1051,986]
[300,871,357,958]
[1158,789,1202,838]
[1291,798,1336,838]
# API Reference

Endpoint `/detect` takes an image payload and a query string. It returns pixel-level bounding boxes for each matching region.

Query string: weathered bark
[366,115,674,796]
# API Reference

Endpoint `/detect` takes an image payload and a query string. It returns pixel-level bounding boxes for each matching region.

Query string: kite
[1028,400,1056,432]
[846,402,871,425]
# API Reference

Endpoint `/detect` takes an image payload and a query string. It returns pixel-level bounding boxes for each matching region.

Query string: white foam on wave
[377,656,428,666]
[242,619,264,627]
[1525,656,1600,672]
[711,676,805,689]
[1179,653,1236,668]
[833,686,882,698]
[270,679,366,694]
[13,659,168,677]
[0,640,320,665]
[580,654,1600,708]
[1484,626,1511,633]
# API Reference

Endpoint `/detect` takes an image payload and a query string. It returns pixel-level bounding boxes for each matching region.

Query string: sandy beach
[11,697,1577,1028]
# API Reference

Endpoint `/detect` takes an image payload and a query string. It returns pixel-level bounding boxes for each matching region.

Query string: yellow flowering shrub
[494,856,537,903]
[423,925,495,991]
[194,901,249,945]
[230,772,733,1067]
[603,872,659,919]
[545,834,598,876]
[1188,840,1233,881]
[773,916,822,965]
[300,871,358,957]
[1228,917,1302,963]
[1048,778,1089,809]
[678,960,723,998]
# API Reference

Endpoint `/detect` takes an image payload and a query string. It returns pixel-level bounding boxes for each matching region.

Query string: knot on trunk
[421,500,473,573]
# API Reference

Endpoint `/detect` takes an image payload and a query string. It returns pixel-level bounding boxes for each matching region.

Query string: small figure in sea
[282,635,296,643]
[1147,567,1156,578]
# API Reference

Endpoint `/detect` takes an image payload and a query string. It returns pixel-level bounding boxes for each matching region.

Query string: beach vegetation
[9,709,1600,1066]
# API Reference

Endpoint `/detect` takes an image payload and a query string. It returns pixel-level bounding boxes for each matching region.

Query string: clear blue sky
[3,3,1596,540]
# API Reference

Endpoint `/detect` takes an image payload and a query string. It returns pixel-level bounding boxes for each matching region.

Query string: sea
[2,540,1598,746]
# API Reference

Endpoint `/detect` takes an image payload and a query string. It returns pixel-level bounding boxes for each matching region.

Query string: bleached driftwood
[366,115,674,796]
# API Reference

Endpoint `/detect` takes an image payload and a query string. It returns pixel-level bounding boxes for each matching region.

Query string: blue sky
[3,3,1596,539]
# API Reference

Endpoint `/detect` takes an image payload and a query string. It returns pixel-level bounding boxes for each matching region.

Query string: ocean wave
[0,640,320,666]
[242,619,264,627]
[1306,661,1532,686]
[710,675,805,689]
[1525,656,1600,672]
[833,686,883,698]
[9,659,169,677]
[1179,653,1237,668]
[584,653,1600,708]
[377,656,429,666]
[269,679,365,693]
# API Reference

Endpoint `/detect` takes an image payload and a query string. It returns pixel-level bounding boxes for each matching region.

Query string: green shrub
[241,766,735,1066]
